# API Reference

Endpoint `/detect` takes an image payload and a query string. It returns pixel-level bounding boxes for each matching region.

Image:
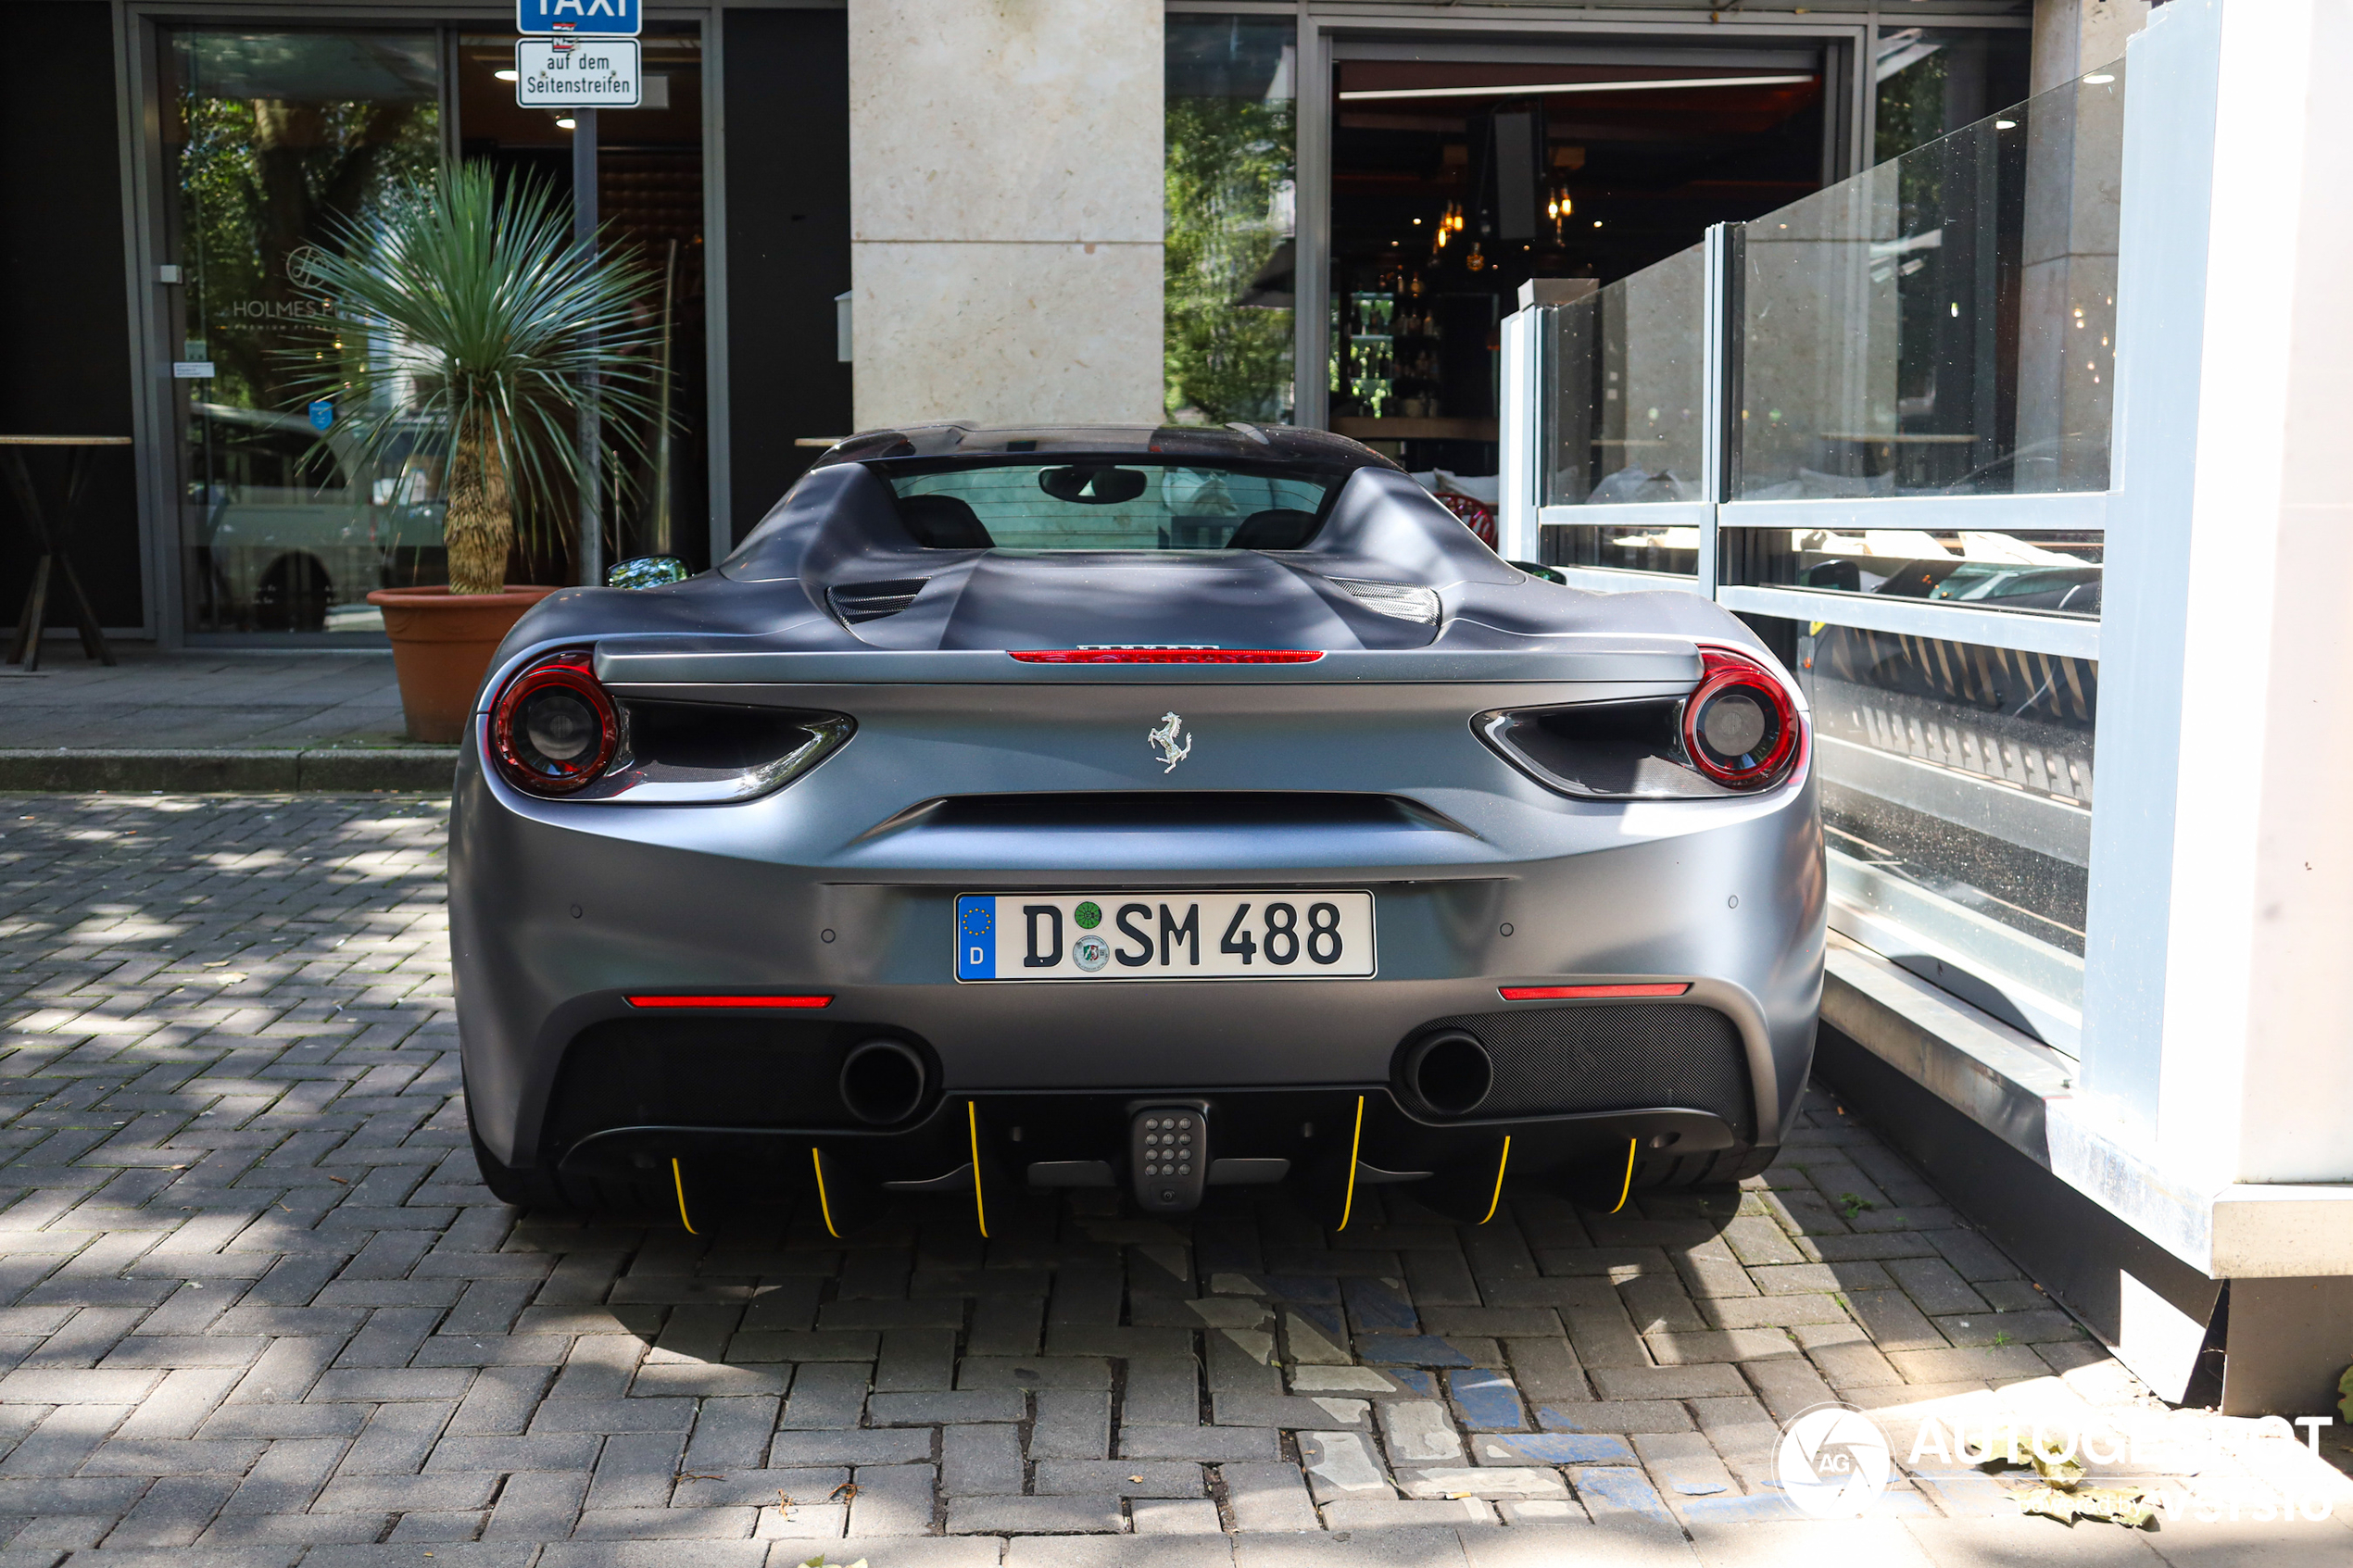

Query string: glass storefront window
[162,30,447,633]
[1872,27,2032,166]
[1737,62,2123,499]
[1792,618,2094,1046]
[1164,17,1296,425]
[1725,527,2100,618]
[1541,522,1697,578]
[1542,244,1705,507]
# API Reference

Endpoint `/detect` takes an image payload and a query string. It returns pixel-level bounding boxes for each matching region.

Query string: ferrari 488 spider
[452,425,1823,1230]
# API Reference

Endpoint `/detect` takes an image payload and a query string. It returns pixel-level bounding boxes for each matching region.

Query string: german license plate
[955,892,1376,981]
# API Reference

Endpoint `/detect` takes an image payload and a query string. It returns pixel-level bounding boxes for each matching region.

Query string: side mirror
[608,556,689,590]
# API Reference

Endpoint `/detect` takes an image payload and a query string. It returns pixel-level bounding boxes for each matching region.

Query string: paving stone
[1377,1400,1464,1464]
[946,1495,1125,1535]
[1883,1257,1991,1318]
[1469,1432,1638,1466]
[1035,1461,1205,1498]
[1444,1368,1526,1432]
[1843,1291,1949,1355]
[1124,1357,1202,1426]
[1587,1364,1747,1400]
[1030,1390,1113,1460]
[1129,1499,1227,1535]
[1316,1497,1494,1528]
[942,1424,1026,1497]
[1395,1466,1568,1499]
[1534,1401,1693,1436]
[1120,1426,1279,1462]
[1296,1430,1391,1502]
[1219,1461,1322,1531]
[845,1462,938,1537]
[1003,1537,1232,1568]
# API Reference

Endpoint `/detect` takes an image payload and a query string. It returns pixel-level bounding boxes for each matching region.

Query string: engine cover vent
[829,577,931,624]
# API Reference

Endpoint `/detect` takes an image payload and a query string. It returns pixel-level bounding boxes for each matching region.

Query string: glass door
[160,29,447,635]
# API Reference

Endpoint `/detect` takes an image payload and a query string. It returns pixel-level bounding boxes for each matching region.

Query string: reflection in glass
[1539,523,1696,578]
[1738,63,2122,499]
[1164,17,1296,424]
[163,30,446,633]
[1871,28,2032,166]
[1792,618,2095,1046]
[1542,246,1705,505]
[1728,528,2100,618]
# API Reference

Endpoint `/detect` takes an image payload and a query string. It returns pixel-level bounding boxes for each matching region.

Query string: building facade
[4,0,2067,646]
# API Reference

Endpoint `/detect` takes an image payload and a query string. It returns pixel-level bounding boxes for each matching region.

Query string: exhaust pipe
[839,1039,926,1125]
[1403,1029,1493,1116]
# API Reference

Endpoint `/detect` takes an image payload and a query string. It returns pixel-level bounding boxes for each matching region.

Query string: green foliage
[1164,95,1294,424]
[278,162,666,558]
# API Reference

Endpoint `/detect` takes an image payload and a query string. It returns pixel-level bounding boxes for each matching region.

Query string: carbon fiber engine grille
[1398,1003,1753,1138]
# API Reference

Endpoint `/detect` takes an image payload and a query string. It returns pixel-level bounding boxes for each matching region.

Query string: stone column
[847,0,1165,430]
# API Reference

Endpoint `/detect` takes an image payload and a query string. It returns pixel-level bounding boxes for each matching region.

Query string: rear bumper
[452,735,1826,1190]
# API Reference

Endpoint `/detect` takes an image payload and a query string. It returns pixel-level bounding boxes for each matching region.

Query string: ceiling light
[556,117,576,130]
[1339,73,1815,103]
[1994,119,2017,129]
[2083,73,2115,84]
[495,69,518,82]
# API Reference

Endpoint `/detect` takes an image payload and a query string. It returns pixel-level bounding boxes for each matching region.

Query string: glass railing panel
[1735,63,2122,499]
[1541,244,1706,507]
[1791,619,2095,1047]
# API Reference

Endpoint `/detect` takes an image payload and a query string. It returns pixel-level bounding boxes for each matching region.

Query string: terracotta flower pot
[368,585,561,745]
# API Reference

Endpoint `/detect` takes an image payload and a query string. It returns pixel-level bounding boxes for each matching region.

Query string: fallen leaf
[678,1473,723,1481]
[829,1481,860,1502]
[327,1175,349,1185]
[1129,1475,1144,1483]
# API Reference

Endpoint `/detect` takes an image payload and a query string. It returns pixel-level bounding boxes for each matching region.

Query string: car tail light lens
[1475,641,1805,799]
[1682,646,1800,789]
[492,650,619,797]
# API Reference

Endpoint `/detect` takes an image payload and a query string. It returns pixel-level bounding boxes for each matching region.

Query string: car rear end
[451,633,1823,1228]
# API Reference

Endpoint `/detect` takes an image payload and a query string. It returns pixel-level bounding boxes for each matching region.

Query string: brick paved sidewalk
[0,796,2347,1568]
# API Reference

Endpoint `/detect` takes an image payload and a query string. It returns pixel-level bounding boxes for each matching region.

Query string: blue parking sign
[516,0,640,35]
[308,400,333,432]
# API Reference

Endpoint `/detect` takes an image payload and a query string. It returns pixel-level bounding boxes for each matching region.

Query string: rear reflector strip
[1009,648,1326,664]
[625,995,833,1010]
[1499,983,1692,1001]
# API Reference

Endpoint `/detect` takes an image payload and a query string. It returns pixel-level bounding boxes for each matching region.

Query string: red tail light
[491,650,619,797]
[626,995,832,1010]
[1009,648,1325,665]
[1681,646,1801,789]
[1501,983,1692,1001]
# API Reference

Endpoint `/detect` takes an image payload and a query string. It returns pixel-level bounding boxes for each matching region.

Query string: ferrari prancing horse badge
[1149,711,1192,772]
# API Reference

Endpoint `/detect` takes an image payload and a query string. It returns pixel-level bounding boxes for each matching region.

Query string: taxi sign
[516,0,640,36]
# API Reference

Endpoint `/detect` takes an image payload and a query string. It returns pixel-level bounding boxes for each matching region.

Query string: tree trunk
[444,419,511,594]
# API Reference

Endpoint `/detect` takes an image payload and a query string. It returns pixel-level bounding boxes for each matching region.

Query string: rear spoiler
[592,638,1705,688]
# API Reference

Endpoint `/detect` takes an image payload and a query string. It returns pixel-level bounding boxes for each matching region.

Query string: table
[1,435,130,672]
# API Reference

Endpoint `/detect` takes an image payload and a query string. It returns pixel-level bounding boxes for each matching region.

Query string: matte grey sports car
[452,425,1823,1232]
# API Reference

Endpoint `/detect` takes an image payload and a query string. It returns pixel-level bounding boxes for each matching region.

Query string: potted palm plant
[287,163,661,743]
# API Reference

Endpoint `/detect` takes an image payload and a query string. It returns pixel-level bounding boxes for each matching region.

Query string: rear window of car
[869,459,1352,551]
